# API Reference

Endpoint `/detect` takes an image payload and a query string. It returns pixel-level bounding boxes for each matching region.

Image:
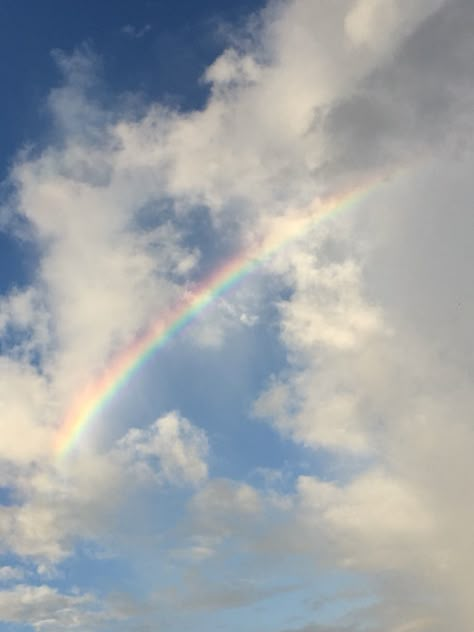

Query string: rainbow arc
[55,168,406,457]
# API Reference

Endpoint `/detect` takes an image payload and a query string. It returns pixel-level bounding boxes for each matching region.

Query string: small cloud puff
[121,24,152,39]
[117,411,209,486]
[0,566,25,582]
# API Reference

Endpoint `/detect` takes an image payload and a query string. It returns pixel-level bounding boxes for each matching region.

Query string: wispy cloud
[121,24,152,39]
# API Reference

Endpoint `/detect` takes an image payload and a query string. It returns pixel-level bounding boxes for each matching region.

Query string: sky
[1,0,474,630]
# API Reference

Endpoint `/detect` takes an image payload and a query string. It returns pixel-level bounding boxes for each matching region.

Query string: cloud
[190,479,261,532]
[1,0,474,630]
[0,357,53,463]
[0,584,104,630]
[0,566,25,582]
[0,412,209,565]
[344,0,445,52]
[121,24,152,39]
[155,569,293,613]
[117,411,209,486]
[295,470,434,570]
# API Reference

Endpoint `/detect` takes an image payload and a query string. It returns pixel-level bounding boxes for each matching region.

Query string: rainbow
[54,168,404,457]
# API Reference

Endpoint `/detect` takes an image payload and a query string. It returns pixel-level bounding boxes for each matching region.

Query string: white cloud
[117,411,209,486]
[278,256,385,352]
[344,0,445,52]
[1,0,473,630]
[189,479,261,541]
[296,470,434,569]
[0,287,42,335]
[0,566,25,582]
[0,358,53,463]
[0,584,110,630]
[0,413,208,564]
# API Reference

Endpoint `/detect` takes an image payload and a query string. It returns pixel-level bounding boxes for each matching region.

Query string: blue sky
[1,1,474,631]
[0,0,264,174]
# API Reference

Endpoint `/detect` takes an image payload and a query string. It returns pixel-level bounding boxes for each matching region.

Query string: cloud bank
[2,0,474,630]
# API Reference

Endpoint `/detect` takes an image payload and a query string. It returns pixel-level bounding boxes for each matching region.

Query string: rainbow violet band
[54,168,404,457]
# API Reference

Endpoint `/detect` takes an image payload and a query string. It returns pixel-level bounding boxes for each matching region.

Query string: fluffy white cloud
[296,471,434,568]
[0,584,110,630]
[344,0,445,51]
[117,411,209,486]
[0,358,53,463]
[0,411,209,564]
[1,0,474,630]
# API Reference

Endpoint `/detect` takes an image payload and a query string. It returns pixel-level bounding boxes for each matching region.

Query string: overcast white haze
[1,0,474,630]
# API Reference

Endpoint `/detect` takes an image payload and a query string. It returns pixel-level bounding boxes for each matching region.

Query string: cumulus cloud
[0,412,209,565]
[117,411,209,486]
[344,0,445,52]
[190,479,261,538]
[0,584,113,630]
[0,358,53,463]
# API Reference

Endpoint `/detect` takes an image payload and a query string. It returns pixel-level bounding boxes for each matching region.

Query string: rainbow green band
[54,168,406,457]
